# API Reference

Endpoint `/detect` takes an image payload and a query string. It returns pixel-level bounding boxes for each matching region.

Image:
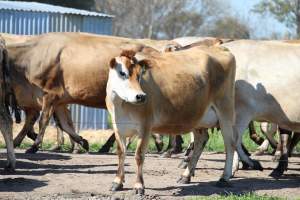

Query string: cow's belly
[237,77,300,132]
[151,107,218,134]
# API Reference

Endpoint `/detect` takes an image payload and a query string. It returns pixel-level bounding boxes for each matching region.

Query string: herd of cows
[0,32,300,195]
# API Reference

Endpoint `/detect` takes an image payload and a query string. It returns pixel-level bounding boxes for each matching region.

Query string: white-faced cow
[106,46,236,194]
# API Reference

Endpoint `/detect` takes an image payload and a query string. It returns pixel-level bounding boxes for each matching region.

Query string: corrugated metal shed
[0,1,113,17]
[0,0,112,130]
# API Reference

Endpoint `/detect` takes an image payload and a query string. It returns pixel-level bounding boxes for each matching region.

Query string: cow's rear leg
[152,133,163,153]
[25,96,55,154]
[270,128,291,178]
[162,135,183,158]
[248,121,264,146]
[51,106,88,152]
[13,109,39,147]
[1,111,15,172]
[213,96,236,187]
[111,134,126,192]
[178,132,194,169]
[50,111,77,153]
[50,125,64,151]
[178,129,208,184]
[263,122,278,150]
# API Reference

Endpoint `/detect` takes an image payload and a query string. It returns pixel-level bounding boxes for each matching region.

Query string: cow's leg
[50,106,89,152]
[178,132,194,169]
[161,135,174,158]
[254,139,270,156]
[213,95,237,186]
[98,133,116,153]
[0,111,15,172]
[50,125,64,151]
[13,109,39,147]
[162,135,183,158]
[25,96,56,154]
[288,132,300,157]
[270,128,291,178]
[249,121,264,145]
[178,129,208,184]
[273,128,284,161]
[133,130,151,195]
[50,111,77,152]
[152,133,163,153]
[49,112,64,151]
[233,111,263,174]
[263,122,278,150]
[110,134,126,192]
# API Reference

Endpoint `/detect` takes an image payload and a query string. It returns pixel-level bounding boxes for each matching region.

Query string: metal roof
[0,1,113,17]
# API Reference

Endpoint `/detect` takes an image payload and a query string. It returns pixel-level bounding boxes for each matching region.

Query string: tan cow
[106,46,236,194]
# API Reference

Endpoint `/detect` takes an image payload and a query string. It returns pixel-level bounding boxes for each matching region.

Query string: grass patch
[190,192,283,200]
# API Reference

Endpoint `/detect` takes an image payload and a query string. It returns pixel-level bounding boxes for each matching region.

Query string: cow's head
[108,50,150,104]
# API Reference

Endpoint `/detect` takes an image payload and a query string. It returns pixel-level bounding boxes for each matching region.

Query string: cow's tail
[0,37,21,123]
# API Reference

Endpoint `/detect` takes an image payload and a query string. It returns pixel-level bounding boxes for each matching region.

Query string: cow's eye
[119,71,126,77]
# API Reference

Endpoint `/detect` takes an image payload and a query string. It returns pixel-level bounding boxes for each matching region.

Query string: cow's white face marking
[108,57,146,104]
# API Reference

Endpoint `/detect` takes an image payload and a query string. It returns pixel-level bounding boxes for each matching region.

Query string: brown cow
[6,32,184,154]
[106,46,236,194]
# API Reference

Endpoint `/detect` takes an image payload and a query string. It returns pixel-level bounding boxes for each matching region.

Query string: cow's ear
[109,58,116,69]
[138,59,152,70]
[121,50,136,59]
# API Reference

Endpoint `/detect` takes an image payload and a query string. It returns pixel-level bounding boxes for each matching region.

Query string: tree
[252,0,300,38]
[95,0,227,39]
[208,16,250,39]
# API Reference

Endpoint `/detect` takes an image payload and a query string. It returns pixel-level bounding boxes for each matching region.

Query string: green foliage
[209,16,250,39]
[252,0,298,29]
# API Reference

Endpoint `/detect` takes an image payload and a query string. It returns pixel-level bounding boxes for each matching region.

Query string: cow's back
[223,40,300,126]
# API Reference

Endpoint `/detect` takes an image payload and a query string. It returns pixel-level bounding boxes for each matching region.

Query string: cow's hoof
[178,160,188,169]
[269,169,283,179]
[215,178,232,188]
[71,149,81,154]
[161,151,171,158]
[98,146,111,153]
[135,188,145,195]
[241,161,250,170]
[81,139,89,152]
[25,146,39,154]
[273,154,281,161]
[50,145,62,152]
[252,160,263,171]
[13,140,21,148]
[110,182,123,192]
[253,150,264,156]
[177,175,191,184]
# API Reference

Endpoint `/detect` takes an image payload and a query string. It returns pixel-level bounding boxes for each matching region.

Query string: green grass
[190,192,283,200]
[2,121,300,153]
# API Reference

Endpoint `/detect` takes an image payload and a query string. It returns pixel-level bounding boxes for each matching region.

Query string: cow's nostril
[136,94,146,102]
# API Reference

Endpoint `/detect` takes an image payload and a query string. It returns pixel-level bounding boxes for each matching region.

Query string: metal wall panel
[0,9,112,130]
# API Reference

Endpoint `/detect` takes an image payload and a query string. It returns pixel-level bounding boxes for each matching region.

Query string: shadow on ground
[0,178,48,192]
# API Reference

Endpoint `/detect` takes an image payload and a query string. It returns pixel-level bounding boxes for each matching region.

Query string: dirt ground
[0,150,300,200]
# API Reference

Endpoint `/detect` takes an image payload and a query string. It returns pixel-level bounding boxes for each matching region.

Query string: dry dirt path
[0,150,300,199]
